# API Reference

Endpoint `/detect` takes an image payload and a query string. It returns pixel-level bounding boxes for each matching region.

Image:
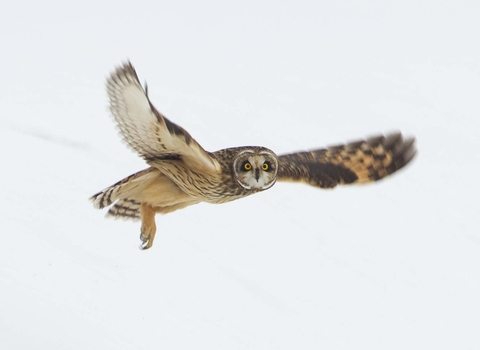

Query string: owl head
[233,148,278,190]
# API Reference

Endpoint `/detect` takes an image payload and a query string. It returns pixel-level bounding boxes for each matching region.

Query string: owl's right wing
[107,62,221,174]
[277,133,416,188]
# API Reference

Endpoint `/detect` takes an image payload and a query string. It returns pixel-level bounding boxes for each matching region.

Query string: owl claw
[139,224,155,250]
[138,232,149,250]
[139,240,150,250]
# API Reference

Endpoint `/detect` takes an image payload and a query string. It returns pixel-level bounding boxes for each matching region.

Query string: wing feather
[106,62,220,173]
[277,133,416,188]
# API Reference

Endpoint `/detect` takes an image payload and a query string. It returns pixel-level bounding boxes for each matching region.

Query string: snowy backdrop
[1,1,479,349]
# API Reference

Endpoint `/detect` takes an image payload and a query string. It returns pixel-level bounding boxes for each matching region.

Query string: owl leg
[139,203,157,250]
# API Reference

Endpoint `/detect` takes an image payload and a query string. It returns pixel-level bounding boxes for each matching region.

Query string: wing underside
[106,62,221,174]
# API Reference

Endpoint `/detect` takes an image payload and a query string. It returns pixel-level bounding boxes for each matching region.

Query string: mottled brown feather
[277,133,416,188]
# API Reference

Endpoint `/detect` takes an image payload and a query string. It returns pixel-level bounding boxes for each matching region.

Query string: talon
[139,226,154,250]
[139,240,150,250]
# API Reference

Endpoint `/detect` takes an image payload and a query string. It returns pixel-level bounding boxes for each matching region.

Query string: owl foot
[139,223,156,250]
[139,203,157,250]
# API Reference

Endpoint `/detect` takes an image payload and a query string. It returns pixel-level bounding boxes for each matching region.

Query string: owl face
[233,148,278,190]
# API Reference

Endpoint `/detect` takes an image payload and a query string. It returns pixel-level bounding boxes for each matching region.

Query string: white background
[1,1,479,349]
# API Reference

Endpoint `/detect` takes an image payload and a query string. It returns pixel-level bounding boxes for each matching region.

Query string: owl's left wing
[107,62,221,174]
[277,133,416,188]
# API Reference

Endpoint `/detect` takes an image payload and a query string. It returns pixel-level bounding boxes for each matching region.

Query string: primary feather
[277,133,416,188]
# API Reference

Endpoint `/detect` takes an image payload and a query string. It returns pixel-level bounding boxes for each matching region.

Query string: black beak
[255,169,260,181]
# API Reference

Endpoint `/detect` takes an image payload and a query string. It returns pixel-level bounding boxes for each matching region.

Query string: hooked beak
[255,169,260,181]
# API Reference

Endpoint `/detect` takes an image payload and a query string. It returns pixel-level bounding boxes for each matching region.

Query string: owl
[91,62,416,249]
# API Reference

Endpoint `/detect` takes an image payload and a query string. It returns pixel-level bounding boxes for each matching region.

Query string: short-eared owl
[91,62,416,249]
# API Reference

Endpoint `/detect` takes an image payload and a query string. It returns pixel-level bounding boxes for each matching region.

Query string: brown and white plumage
[106,63,220,174]
[277,133,416,188]
[91,62,417,250]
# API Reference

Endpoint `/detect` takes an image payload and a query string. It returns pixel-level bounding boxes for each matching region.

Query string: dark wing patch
[277,133,416,188]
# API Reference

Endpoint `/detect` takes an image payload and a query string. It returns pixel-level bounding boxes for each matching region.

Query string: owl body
[144,146,277,204]
[91,62,416,249]
[93,146,276,216]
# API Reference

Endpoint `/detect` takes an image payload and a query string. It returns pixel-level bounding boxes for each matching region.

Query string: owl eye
[243,162,252,171]
[262,162,269,171]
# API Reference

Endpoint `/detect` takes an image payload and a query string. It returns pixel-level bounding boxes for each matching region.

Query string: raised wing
[277,133,416,188]
[107,62,220,173]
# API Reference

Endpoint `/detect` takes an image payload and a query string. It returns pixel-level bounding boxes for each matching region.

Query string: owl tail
[90,167,155,219]
[105,199,141,220]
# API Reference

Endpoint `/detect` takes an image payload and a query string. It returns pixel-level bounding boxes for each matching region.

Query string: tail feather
[90,168,155,221]
[106,199,141,221]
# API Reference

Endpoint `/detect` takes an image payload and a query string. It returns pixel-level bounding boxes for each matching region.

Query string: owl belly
[136,168,198,208]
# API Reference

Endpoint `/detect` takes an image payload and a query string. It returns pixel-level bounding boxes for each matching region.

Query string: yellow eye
[262,162,269,171]
[243,162,252,171]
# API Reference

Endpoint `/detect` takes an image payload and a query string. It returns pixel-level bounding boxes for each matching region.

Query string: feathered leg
[139,203,156,250]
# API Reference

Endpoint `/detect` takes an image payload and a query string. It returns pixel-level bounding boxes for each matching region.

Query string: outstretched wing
[107,62,220,173]
[277,133,416,188]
